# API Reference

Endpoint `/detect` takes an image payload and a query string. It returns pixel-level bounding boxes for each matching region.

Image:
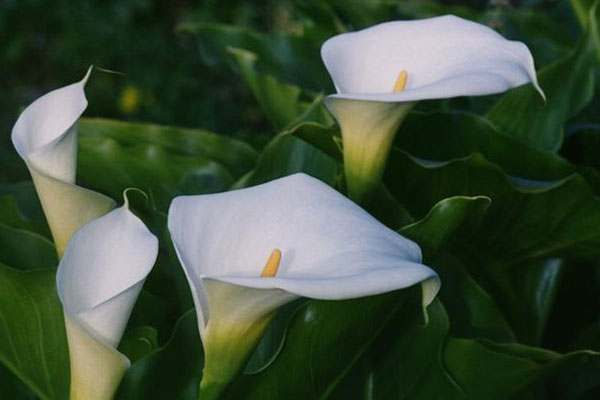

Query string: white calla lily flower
[11,67,115,256]
[57,200,158,400]
[321,15,545,202]
[168,173,440,397]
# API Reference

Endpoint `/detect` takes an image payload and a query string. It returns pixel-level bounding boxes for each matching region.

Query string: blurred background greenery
[0,0,585,178]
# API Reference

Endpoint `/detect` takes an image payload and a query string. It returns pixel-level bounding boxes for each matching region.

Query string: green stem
[198,376,228,400]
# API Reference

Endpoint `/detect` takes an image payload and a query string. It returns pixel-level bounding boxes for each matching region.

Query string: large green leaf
[0,362,36,400]
[397,111,574,180]
[222,289,416,399]
[431,253,515,343]
[78,136,233,211]
[335,299,600,399]
[226,47,331,130]
[385,149,600,341]
[399,195,490,259]
[397,195,514,342]
[486,3,599,152]
[444,339,600,399]
[76,119,257,211]
[116,311,202,400]
[78,118,258,179]
[396,195,514,342]
[331,300,462,400]
[0,263,69,400]
[235,133,339,188]
[0,224,56,271]
[386,150,600,263]
[0,183,50,237]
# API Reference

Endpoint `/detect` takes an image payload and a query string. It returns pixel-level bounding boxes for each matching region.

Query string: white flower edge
[10,67,115,256]
[168,172,440,335]
[12,67,91,181]
[321,15,545,103]
[57,199,158,400]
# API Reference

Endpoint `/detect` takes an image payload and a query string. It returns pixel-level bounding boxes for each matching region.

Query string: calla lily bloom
[321,15,545,202]
[168,173,440,398]
[11,67,115,256]
[57,199,158,400]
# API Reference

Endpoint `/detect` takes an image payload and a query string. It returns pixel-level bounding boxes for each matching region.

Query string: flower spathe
[11,67,115,256]
[57,201,159,400]
[168,173,440,397]
[321,15,545,202]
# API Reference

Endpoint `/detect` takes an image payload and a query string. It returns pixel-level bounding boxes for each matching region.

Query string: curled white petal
[12,67,91,181]
[10,67,115,256]
[321,15,544,102]
[57,204,159,348]
[168,173,440,333]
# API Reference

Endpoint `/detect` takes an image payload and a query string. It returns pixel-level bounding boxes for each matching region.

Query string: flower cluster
[11,14,542,400]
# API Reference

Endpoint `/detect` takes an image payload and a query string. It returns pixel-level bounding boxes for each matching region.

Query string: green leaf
[226,47,331,130]
[76,119,257,211]
[399,196,490,259]
[0,183,50,237]
[287,109,576,181]
[223,289,418,399]
[0,263,69,400]
[78,118,258,179]
[235,134,339,188]
[398,195,514,342]
[444,339,600,399]
[507,258,564,344]
[244,300,305,374]
[432,253,515,342]
[385,150,600,342]
[0,363,36,400]
[486,4,599,152]
[115,310,202,400]
[397,111,575,180]
[227,47,302,130]
[0,224,57,271]
[331,299,462,400]
[386,150,600,263]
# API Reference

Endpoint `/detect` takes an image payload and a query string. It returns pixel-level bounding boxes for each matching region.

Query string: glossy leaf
[386,150,600,263]
[399,195,490,259]
[235,134,339,188]
[0,263,69,400]
[78,118,258,179]
[397,111,574,180]
[226,47,331,130]
[223,289,415,399]
[486,4,599,152]
[397,195,513,342]
[331,300,462,400]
